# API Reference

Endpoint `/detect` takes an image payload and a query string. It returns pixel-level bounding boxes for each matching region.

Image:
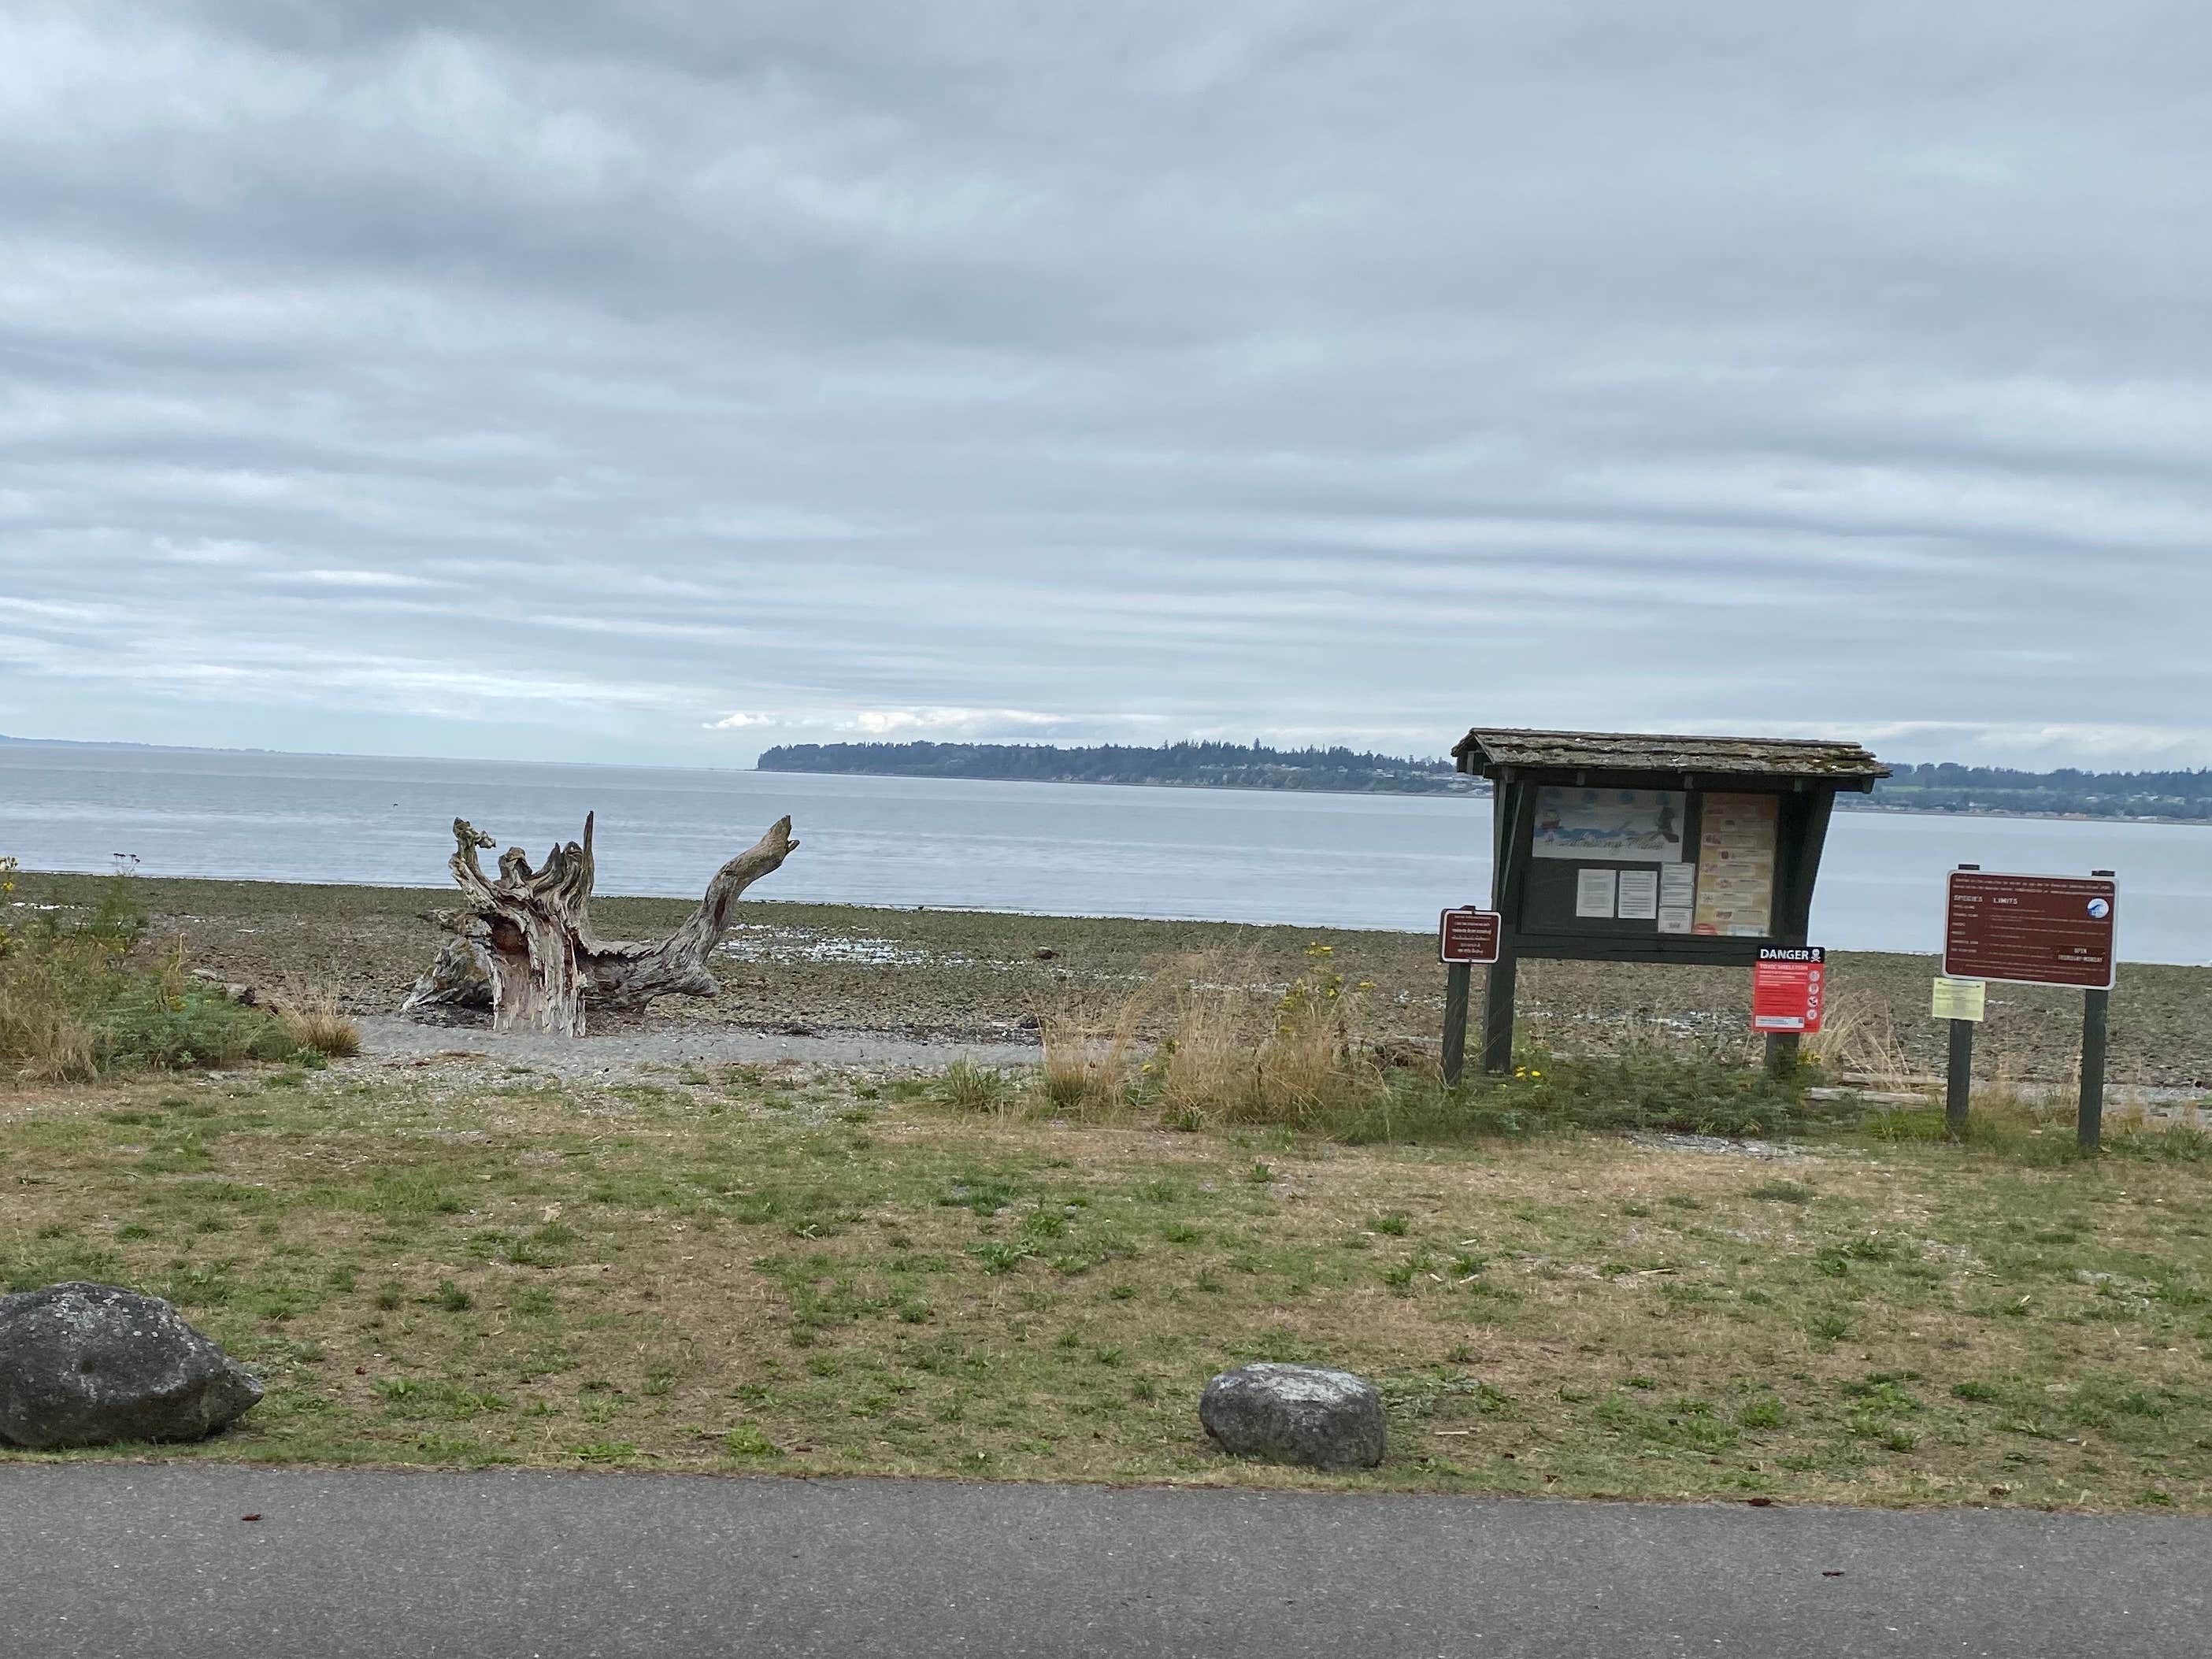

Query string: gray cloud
[2,1,2207,768]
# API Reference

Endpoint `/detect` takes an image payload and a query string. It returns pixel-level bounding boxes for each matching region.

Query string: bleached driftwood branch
[400,813,798,1036]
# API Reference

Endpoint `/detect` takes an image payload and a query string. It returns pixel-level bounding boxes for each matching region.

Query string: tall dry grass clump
[272,983,362,1059]
[1,856,120,1081]
[1150,946,1397,1129]
[1036,983,1151,1119]
[1804,991,1923,1094]
[0,983,99,1082]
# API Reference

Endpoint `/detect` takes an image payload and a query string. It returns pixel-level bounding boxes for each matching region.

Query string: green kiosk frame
[1450,728,1890,1077]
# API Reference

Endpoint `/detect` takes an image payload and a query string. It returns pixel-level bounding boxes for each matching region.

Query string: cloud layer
[3,2,2207,767]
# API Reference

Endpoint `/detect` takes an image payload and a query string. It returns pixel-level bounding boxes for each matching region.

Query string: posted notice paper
[1575,868,1619,919]
[1617,868,1660,921]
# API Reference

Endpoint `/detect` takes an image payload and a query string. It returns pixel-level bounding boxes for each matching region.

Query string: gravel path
[352,1013,1042,1082]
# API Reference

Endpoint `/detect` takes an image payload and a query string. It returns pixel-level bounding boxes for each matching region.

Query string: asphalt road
[2,1464,2202,1658]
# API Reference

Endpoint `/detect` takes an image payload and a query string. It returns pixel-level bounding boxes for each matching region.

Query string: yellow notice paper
[1693,794,1777,937]
[1931,977,1987,1022]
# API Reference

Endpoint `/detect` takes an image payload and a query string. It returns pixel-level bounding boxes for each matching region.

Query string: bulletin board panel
[1490,777,1829,967]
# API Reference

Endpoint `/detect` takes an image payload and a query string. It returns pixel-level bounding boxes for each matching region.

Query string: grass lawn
[4,1061,2210,1511]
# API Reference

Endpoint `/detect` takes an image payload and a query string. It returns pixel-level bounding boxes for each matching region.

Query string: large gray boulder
[1200,1361,1387,1470]
[0,1283,264,1450]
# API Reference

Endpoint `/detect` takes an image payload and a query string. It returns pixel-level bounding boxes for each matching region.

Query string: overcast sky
[2,2,2207,771]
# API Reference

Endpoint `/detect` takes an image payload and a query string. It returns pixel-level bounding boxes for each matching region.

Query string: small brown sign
[1439,908,1502,965]
[1944,871,2117,991]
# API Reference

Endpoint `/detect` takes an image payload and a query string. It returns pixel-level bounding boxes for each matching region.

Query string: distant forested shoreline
[757,742,2212,820]
[1863,763,2212,822]
[756,740,1477,794]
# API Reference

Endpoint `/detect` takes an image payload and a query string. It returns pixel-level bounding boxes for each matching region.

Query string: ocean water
[2,742,2206,965]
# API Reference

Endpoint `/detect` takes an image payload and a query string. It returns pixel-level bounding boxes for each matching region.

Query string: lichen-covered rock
[0,1283,264,1450]
[1199,1362,1387,1470]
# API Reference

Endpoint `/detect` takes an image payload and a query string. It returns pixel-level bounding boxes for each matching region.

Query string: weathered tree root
[399,813,798,1036]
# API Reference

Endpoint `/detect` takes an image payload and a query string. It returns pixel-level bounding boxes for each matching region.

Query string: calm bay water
[2,742,2206,965]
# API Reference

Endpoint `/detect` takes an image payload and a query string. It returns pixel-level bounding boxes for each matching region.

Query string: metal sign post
[1437,908,1502,1087]
[1941,865,2119,1148]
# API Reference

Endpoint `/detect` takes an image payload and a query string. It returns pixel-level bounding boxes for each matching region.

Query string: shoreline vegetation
[757,741,2212,824]
[9,871,2210,1088]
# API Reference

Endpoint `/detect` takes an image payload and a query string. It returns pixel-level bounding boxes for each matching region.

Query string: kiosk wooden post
[1480,955,1518,1076]
[1441,961,1472,1085]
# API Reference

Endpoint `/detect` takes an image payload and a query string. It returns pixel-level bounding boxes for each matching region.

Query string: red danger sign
[1944,871,2118,991]
[1439,908,1502,965]
[1752,946,1825,1034]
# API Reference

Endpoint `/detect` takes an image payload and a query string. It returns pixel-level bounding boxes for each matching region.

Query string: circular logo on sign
[2087,898,2111,921]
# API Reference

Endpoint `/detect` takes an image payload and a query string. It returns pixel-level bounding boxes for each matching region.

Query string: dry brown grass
[272,986,361,1059]
[1058,949,1401,1131]
[1035,979,1154,1118]
[0,856,102,1081]
[1806,992,1924,1093]
[0,997,98,1083]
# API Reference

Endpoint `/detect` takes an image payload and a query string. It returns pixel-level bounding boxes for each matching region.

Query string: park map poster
[1530,788,1687,862]
[1693,794,1778,937]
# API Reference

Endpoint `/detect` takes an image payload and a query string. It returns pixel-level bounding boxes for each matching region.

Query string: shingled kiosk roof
[1453,728,1889,784]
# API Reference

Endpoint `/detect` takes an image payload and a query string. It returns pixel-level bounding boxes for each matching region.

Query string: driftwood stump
[400,813,798,1036]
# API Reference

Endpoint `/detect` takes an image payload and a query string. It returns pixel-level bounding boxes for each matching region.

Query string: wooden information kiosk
[1447,728,1890,1079]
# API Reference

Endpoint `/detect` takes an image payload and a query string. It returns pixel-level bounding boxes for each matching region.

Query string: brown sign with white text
[1439,908,1502,965]
[1943,871,2117,991]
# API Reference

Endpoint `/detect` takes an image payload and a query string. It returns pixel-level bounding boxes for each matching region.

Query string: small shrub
[970,1242,1032,1274]
[101,967,298,1071]
[0,872,336,1081]
[1738,1396,1789,1430]
[935,1060,1016,1116]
